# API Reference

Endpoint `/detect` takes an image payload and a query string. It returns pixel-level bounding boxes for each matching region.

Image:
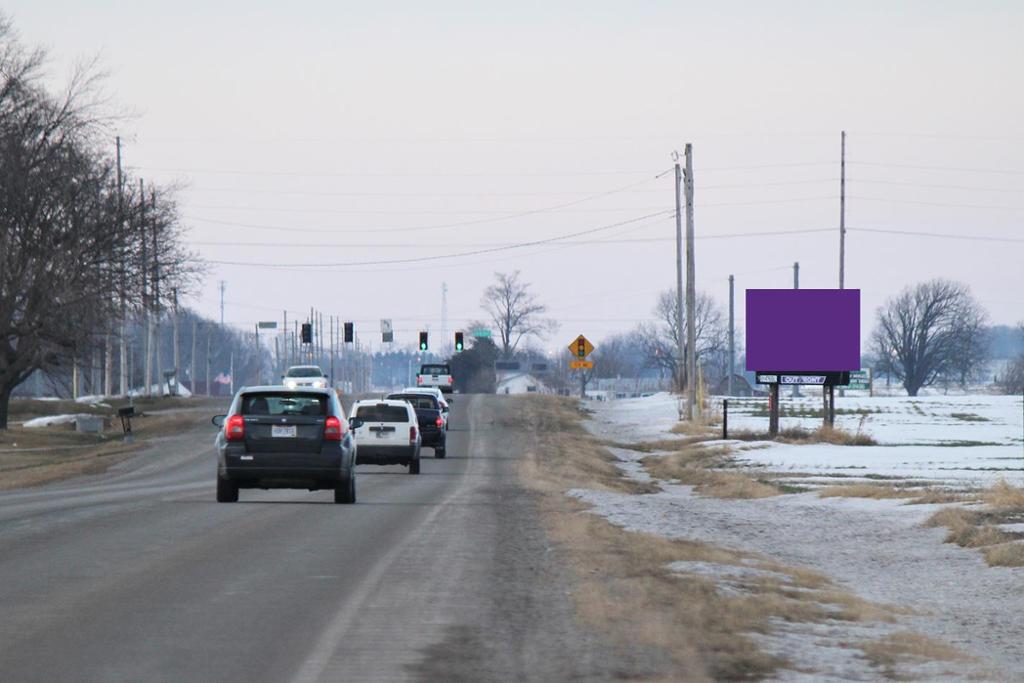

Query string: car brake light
[225,415,245,441]
[435,416,444,428]
[409,426,417,444]
[324,416,343,441]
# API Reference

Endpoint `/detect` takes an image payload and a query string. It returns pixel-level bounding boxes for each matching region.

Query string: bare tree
[0,17,200,426]
[870,279,989,397]
[481,271,554,358]
[637,290,726,390]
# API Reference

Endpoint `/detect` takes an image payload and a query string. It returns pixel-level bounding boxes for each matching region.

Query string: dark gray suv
[213,386,359,504]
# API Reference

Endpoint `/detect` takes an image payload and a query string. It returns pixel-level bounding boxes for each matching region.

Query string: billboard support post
[828,385,836,427]
[769,384,779,436]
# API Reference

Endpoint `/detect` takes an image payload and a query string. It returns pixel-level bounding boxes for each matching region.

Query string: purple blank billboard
[745,289,860,371]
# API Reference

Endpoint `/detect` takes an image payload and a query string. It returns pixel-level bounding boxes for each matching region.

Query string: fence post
[722,399,728,440]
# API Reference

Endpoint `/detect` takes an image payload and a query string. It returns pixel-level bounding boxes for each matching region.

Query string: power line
[850,196,1024,212]
[849,227,1024,243]
[183,170,671,234]
[204,210,677,269]
[132,166,670,178]
[849,178,1024,194]
[850,161,1024,176]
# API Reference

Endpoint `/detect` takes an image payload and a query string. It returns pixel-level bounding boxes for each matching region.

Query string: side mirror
[212,415,226,427]
[349,417,364,430]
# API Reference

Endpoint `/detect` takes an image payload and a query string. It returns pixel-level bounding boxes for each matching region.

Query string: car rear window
[286,367,323,378]
[355,404,409,422]
[421,365,449,375]
[388,395,437,410]
[241,393,327,416]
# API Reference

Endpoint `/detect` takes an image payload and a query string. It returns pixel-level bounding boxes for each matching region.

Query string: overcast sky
[7,0,1023,354]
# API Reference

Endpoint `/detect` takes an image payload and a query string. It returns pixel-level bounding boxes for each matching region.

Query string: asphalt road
[0,394,629,682]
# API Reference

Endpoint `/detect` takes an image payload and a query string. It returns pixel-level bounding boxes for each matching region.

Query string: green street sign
[847,369,872,391]
[257,321,278,330]
[472,328,492,338]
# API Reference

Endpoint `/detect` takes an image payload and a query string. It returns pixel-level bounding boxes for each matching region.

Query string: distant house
[711,373,761,397]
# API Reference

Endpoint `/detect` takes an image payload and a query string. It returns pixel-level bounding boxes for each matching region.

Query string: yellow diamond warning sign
[568,335,594,359]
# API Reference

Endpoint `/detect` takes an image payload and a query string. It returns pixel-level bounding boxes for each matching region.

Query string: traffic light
[419,331,428,351]
[454,331,464,352]
[301,323,312,344]
[577,338,586,358]
[344,322,354,343]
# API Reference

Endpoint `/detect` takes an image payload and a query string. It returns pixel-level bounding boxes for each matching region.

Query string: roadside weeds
[507,395,964,681]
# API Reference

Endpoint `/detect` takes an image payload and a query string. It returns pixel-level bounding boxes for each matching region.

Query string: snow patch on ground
[574,393,1024,680]
[23,414,96,428]
[128,383,192,398]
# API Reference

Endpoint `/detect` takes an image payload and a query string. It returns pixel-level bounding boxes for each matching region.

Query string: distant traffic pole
[684,143,697,421]
[673,154,685,395]
[839,130,846,289]
[219,281,226,326]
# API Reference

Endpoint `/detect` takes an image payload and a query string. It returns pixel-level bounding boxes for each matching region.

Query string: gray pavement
[0,395,636,682]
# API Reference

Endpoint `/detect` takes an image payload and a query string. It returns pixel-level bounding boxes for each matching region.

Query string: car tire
[216,477,238,503]
[435,446,446,459]
[409,458,420,475]
[334,473,356,504]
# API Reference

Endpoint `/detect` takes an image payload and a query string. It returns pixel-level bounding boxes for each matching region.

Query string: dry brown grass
[983,479,1024,511]
[0,408,213,490]
[728,425,876,446]
[643,450,783,499]
[859,632,964,674]
[982,543,1024,567]
[818,484,920,500]
[907,489,978,505]
[669,420,718,437]
[503,395,928,681]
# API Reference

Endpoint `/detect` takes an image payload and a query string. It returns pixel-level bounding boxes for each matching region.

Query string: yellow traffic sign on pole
[569,360,594,370]
[568,335,594,359]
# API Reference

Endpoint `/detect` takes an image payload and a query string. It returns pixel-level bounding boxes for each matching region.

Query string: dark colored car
[213,386,359,504]
[387,392,447,459]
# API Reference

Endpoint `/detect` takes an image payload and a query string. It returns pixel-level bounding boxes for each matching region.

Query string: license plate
[272,425,297,438]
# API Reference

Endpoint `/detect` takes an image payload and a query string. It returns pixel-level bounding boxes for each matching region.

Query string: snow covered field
[578,392,1024,680]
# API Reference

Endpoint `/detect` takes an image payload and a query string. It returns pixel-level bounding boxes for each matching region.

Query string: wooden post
[769,384,780,436]
[828,384,836,427]
[722,399,728,440]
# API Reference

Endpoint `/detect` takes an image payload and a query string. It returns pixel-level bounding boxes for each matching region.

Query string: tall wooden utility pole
[684,143,697,420]
[115,136,127,396]
[190,319,197,397]
[141,180,152,397]
[839,130,846,289]
[673,154,685,394]
[152,189,163,396]
[727,275,735,397]
[206,333,211,397]
[172,288,180,396]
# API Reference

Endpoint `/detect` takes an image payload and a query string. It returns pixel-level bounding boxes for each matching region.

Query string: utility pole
[793,262,800,289]
[330,316,336,385]
[190,319,197,397]
[673,153,685,395]
[141,181,152,397]
[441,282,448,355]
[206,333,211,397]
[152,189,163,397]
[283,310,289,371]
[839,130,846,289]
[116,136,128,396]
[728,275,735,397]
[219,281,226,326]
[684,143,697,421]
[172,288,180,396]
[254,325,261,385]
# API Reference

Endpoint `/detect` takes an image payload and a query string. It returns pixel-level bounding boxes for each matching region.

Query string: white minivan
[349,399,421,474]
